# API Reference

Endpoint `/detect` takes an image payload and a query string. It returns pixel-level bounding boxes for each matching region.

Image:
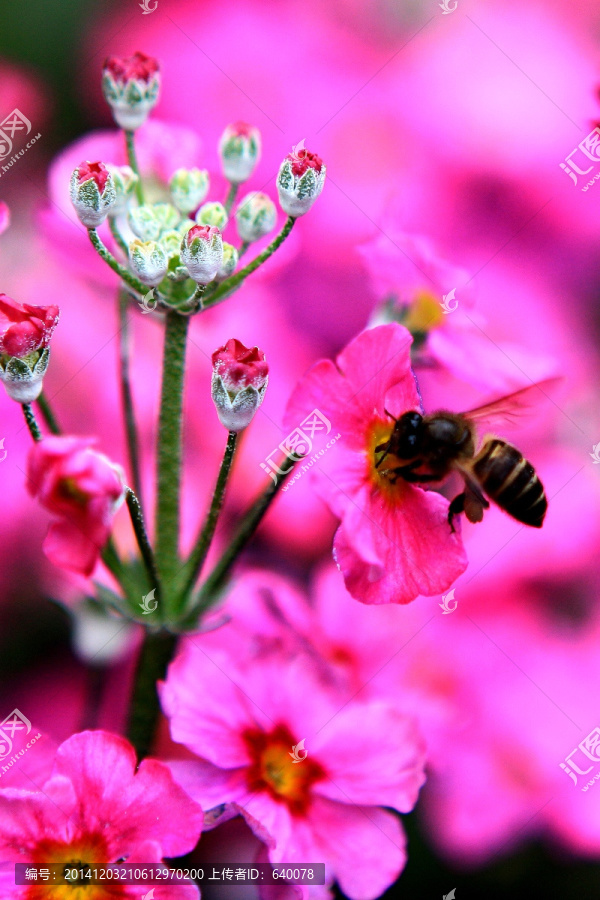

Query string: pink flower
[360,229,557,395]
[161,642,426,900]
[27,436,125,576]
[284,323,467,604]
[0,730,203,899]
[0,202,10,236]
[0,293,59,358]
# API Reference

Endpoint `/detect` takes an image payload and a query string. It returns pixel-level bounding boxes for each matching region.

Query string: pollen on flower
[368,418,410,503]
[243,724,326,815]
[402,291,445,334]
[289,149,324,177]
[26,835,117,900]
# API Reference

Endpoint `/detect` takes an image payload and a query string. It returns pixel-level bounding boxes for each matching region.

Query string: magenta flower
[0,293,59,358]
[0,201,10,235]
[27,436,125,576]
[0,730,203,898]
[284,323,467,604]
[161,642,426,900]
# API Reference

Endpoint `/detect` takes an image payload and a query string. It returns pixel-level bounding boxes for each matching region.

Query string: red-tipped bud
[211,339,269,431]
[102,52,161,130]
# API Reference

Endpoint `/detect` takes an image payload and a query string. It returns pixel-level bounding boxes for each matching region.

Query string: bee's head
[392,411,424,458]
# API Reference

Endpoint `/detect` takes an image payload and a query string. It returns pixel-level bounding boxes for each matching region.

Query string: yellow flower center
[57,478,90,506]
[244,724,326,815]
[367,418,410,504]
[403,291,444,334]
[25,836,124,899]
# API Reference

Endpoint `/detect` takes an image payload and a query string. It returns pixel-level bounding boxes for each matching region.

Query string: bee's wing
[461,378,561,431]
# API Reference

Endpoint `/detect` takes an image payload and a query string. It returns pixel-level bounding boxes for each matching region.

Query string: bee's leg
[374,444,391,468]
[463,479,489,525]
[448,493,466,532]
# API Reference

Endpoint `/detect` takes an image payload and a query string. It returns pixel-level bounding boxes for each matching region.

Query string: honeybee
[375,381,555,531]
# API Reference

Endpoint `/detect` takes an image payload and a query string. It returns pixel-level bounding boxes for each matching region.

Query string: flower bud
[106,164,138,216]
[170,168,209,214]
[195,201,228,230]
[0,202,10,236]
[0,294,59,403]
[235,192,277,242]
[219,122,261,183]
[180,225,223,285]
[0,348,50,403]
[211,338,268,431]
[276,148,326,217]
[102,52,160,130]
[128,203,179,241]
[159,229,184,260]
[70,161,117,229]
[217,243,239,280]
[129,239,168,287]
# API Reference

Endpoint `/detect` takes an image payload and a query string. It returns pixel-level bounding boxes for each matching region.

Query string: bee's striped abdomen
[472,439,547,527]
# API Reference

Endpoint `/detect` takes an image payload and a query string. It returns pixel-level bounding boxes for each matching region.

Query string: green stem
[126,630,177,760]
[224,182,238,215]
[192,283,206,309]
[178,431,238,603]
[22,404,42,442]
[109,217,130,257]
[125,489,161,605]
[190,452,298,619]
[36,393,60,434]
[125,130,145,205]
[202,217,295,310]
[238,240,251,260]
[88,229,147,296]
[118,291,144,505]
[155,312,189,596]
